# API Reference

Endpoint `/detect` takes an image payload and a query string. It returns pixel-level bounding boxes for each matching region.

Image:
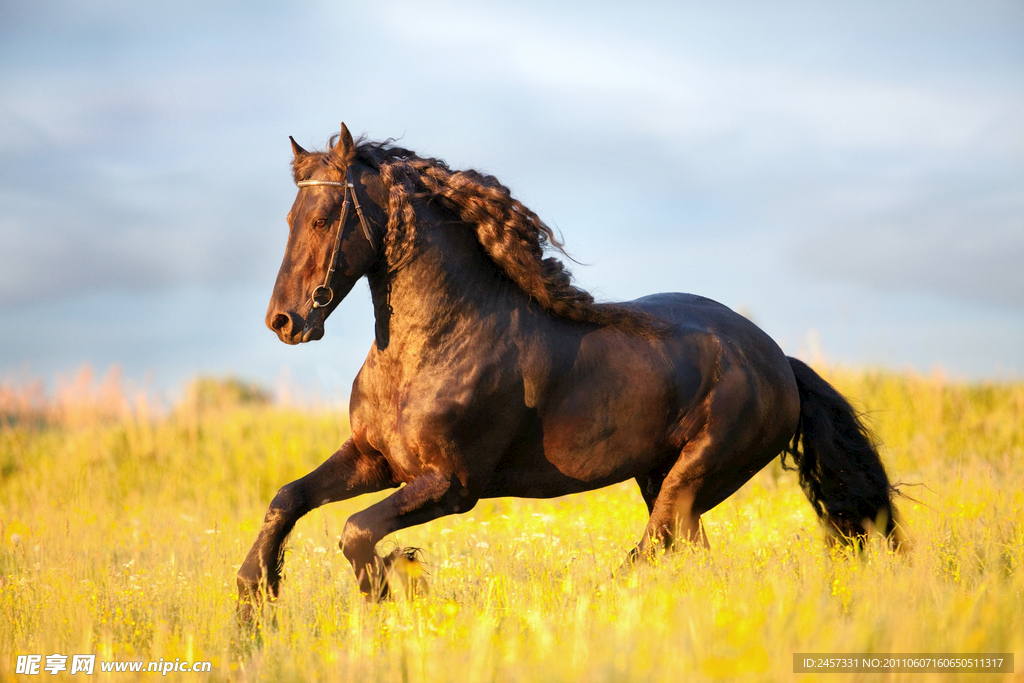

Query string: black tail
[784,357,903,546]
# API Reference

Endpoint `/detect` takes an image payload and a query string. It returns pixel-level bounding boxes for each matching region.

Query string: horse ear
[289,136,307,158]
[333,122,355,160]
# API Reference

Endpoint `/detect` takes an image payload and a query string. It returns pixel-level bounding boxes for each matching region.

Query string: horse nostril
[271,313,290,332]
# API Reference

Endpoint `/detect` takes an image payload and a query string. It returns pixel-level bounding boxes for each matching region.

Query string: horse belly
[480,403,673,500]
[542,389,674,481]
[485,353,682,500]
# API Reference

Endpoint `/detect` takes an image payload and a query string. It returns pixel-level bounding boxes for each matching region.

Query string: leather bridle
[296,168,379,309]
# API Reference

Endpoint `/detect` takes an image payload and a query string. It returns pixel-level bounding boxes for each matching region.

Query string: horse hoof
[235,572,281,632]
[383,547,429,600]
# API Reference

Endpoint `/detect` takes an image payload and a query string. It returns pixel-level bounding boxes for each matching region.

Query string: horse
[236,123,902,620]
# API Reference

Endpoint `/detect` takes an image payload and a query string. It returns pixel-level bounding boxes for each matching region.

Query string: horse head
[266,123,383,344]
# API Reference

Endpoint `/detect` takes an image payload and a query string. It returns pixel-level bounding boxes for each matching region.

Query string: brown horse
[236,123,901,619]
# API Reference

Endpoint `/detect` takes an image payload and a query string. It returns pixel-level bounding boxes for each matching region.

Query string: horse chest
[352,356,519,478]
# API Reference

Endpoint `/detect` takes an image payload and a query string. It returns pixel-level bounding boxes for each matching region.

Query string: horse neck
[366,211,522,349]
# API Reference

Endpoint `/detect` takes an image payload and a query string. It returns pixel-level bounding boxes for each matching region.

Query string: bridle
[296,168,380,309]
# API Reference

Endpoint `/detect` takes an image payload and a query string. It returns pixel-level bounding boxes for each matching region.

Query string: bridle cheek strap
[296,169,379,309]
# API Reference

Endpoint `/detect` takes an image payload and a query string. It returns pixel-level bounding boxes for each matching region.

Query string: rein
[296,169,379,309]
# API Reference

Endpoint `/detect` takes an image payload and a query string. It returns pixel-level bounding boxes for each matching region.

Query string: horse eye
[313,218,327,229]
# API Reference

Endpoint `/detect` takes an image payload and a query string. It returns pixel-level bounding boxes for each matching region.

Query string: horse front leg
[340,469,477,600]
[236,438,397,625]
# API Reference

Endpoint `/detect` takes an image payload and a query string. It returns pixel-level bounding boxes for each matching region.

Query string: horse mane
[293,136,666,336]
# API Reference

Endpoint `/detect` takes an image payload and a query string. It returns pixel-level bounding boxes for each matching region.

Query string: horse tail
[784,357,905,547]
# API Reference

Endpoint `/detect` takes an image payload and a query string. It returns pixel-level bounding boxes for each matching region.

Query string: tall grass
[1,367,1021,681]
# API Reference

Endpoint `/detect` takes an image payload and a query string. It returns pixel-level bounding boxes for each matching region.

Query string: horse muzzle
[267,309,324,345]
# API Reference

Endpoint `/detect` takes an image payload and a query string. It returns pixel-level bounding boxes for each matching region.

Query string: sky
[1,0,1022,401]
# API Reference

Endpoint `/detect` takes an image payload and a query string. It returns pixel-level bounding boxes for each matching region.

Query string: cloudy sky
[1,0,1022,398]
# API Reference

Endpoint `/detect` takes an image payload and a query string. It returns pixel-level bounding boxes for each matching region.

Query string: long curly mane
[294,136,665,336]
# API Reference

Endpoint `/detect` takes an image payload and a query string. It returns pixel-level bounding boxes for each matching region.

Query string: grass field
[1,366,1022,681]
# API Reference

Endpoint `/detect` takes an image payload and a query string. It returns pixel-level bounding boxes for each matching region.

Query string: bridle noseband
[296,169,379,309]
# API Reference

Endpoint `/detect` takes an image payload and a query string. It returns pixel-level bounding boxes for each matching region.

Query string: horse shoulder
[349,328,532,479]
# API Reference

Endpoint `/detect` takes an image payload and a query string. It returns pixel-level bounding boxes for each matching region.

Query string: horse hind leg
[626,413,777,566]
[634,455,675,514]
[634,473,710,560]
[624,356,801,568]
[620,454,710,571]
